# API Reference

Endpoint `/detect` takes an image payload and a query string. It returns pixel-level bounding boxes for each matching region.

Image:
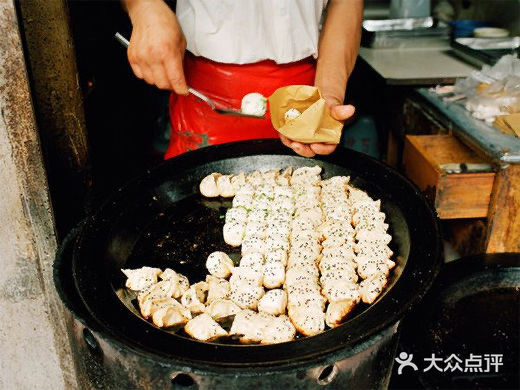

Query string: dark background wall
[67,0,174,209]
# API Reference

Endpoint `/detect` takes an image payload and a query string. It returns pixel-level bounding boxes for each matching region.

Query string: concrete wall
[0,1,78,388]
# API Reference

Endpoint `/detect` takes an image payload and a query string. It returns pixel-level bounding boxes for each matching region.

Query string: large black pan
[71,139,442,369]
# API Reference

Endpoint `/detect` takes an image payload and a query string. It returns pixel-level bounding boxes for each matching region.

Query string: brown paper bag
[268,85,343,144]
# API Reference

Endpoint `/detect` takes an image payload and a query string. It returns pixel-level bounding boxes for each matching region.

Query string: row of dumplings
[207,166,394,337]
[282,168,326,336]
[122,258,296,343]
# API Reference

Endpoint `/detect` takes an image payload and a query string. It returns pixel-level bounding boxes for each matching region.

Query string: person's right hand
[126,0,188,94]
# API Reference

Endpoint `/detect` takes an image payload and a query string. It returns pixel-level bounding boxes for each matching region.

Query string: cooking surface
[71,140,441,365]
[124,195,233,282]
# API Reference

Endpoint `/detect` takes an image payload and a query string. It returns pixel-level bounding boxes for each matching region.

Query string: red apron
[165,53,316,159]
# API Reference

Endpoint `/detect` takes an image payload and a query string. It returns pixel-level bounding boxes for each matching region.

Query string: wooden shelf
[403,135,495,219]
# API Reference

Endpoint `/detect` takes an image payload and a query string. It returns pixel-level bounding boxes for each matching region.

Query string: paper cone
[268,85,343,144]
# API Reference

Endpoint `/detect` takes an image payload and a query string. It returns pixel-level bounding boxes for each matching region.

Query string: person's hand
[126,0,188,94]
[280,96,355,157]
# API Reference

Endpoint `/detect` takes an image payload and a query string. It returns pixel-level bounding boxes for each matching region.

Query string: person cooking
[124,0,362,158]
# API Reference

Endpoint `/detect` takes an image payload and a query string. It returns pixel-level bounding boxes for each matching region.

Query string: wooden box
[402,135,495,219]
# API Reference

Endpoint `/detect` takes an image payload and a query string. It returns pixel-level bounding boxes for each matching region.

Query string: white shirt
[176,0,327,65]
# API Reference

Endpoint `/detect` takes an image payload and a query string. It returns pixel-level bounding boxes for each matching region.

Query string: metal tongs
[114,33,264,119]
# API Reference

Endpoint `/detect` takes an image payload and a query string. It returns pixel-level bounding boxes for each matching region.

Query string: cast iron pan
[71,139,442,368]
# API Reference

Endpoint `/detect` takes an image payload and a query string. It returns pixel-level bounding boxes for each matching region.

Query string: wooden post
[0,1,79,388]
[17,0,90,237]
[486,165,520,253]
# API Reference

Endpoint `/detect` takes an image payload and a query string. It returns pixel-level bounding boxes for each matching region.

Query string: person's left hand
[280,96,355,157]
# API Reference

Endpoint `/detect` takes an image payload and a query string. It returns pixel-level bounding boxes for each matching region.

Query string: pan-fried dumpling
[200,173,221,197]
[223,222,245,247]
[352,199,381,214]
[291,218,315,234]
[230,172,247,192]
[319,255,356,274]
[246,170,264,187]
[264,249,288,267]
[261,315,296,344]
[289,239,321,260]
[232,311,274,343]
[252,195,271,211]
[247,208,268,223]
[181,282,209,314]
[294,208,323,227]
[140,296,179,319]
[239,252,265,271]
[320,267,358,285]
[159,268,190,298]
[232,193,253,209]
[355,230,392,245]
[291,166,322,186]
[325,299,359,328]
[230,267,263,288]
[216,175,235,197]
[235,183,255,196]
[355,221,389,233]
[206,251,234,278]
[317,219,354,239]
[225,207,248,224]
[151,298,192,327]
[205,275,231,303]
[321,244,356,262]
[322,280,360,302]
[275,167,293,186]
[229,309,264,343]
[359,273,387,304]
[284,266,319,287]
[262,262,285,289]
[321,176,349,189]
[122,267,162,291]
[244,221,267,239]
[348,187,371,203]
[184,313,228,341]
[260,170,279,185]
[357,260,391,280]
[284,108,301,121]
[354,243,393,259]
[265,221,291,240]
[287,252,319,269]
[287,289,326,312]
[287,306,325,336]
[229,285,264,310]
[352,211,386,227]
[138,279,179,315]
[271,196,294,213]
[273,184,293,198]
[264,236,290,253]
[241,235,266,255]
[258,289,287,316]
[206,299,241,321]
[127,171,397,345]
